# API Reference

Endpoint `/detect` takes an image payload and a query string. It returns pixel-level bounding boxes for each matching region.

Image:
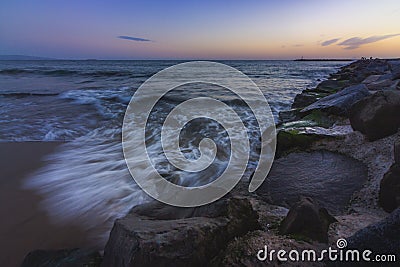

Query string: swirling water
[0,60,347,245]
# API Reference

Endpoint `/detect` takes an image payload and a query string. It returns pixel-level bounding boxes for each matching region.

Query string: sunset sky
[1,0,399,59]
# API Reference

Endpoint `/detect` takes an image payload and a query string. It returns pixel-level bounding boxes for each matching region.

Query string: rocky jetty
[21,58,400,266]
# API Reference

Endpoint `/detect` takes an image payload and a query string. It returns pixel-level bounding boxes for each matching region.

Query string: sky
[0,0,399,59]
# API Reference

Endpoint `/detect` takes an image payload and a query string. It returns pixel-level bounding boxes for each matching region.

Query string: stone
[278,108,300,123]
[101,197,260,267]
[345,208,400,262]
[279,197,337,243]
[21,248,102,267]
[301,84,370,116]
[314,79,348,93]
[275,129,321,157]
[389,59,400,80]
[379,163,400,212]
[349,90,400,141]
[395,141,400,164]
[361,74,381,84]
[365,78,394,90]
[257,150,368,214]
[291,90,326,109]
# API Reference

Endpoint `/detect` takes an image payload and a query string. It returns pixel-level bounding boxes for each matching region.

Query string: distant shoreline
[294,58,355,62]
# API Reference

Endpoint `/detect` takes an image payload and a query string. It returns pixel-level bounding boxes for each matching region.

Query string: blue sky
[1,0,399,59]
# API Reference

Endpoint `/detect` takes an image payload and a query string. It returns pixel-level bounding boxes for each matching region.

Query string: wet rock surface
[301,84,370,116]
[101,197,260,267]
[257,150,368,214]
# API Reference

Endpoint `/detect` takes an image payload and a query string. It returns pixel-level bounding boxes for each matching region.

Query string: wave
[23,134,148,246]
[0,92,59,98]
[0,69,35,75]
[0,68,151,78]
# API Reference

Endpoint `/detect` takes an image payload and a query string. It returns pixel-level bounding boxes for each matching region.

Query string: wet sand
[0,142,91,267]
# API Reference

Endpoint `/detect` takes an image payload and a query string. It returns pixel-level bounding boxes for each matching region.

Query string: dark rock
[21,248,102,267]
[301,84,370,116]
[301,110,335,128]
[101,197,260,267]
[257,150,368,214]
[276,128,321,157]
[389,59,400,80]
[379,163,400,212]
[279,197,337,243]
[345,208,400,264]
[365,78,395,90]
[395,141,400,164]
[315,79,349,93]
[278,108,300,123]
[349,90,400,141]
[361,74,381,84]
[292,91,320,109]
[336,59,391,84]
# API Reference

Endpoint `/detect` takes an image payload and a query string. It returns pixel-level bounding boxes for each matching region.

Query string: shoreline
[0,141,92,267]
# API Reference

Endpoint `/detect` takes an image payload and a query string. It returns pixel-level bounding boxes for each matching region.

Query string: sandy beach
[0,142,91,267]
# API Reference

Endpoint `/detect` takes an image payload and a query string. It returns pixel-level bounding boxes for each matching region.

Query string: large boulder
[345,208,400,264]
[257,150,367,214]
[349,90,400,141]
[101,197,260,267]
[301,84,370,116]
[21,249,102,267]
[379,163,400,212]
[279,197,337,243]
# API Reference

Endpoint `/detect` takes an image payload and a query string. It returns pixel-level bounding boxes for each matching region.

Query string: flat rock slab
[257,150,368,214]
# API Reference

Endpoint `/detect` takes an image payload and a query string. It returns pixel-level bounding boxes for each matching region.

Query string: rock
[301,84,370,116]
[101,197,260,267]
[365,78,394,90]
[279,197,337,243]
[361,74,381,84]
[389,59,400,80]
[278,108,300,123]
[337,59,391,83]
[345,208,400,263]
[21,248,102,267]
[276,128,321,157]
[257,150,368,214]
[301,110,335,128]
[292,91,321,109]
[379,163,400,212]
[349,90,400,141]
[315,79,349,93]
[395,141,400,163]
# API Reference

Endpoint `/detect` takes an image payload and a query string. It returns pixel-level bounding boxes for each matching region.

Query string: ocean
[0,60,348,245]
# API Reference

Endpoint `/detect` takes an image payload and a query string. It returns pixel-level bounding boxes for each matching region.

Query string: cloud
[293,44,303,47]
[321,38,340,46]
[117,35,152,42]
[338,34,400,50]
